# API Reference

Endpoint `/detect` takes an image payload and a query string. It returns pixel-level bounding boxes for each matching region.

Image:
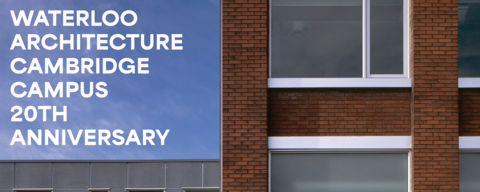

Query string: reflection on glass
[459,0,480,77]
[370,0,403,74]
[271,153,408,192]
[271,0,362,77]
[460,153,480,192]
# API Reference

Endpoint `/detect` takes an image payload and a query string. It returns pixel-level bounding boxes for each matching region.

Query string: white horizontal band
[459,136,480,150]
[268,136,411,150]
[459,78,480,88]
[269,136,411,150]
[268,78,412,88]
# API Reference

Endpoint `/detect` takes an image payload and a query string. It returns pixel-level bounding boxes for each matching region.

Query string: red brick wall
[222,0,269,191]
[268,89,411,136]
[222,0,464,191]
[459,89,480,136]
[412,0,459,190]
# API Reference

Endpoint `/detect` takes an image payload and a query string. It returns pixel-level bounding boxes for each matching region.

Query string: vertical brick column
[412,0,459,191]
[223,0,269,191]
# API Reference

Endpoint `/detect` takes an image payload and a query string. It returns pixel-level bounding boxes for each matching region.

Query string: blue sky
[0,0,220,160]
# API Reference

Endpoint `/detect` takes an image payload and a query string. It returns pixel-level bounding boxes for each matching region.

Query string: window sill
[459,136,480,152]
[268,136,411,150]
[459,78,480,88]
[268,78,412,88]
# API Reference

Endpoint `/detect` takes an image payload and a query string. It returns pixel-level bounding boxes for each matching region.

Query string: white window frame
[269,0,411,88]
[459,78,480,88]
[460,136,480,151]
[268,136,412,192]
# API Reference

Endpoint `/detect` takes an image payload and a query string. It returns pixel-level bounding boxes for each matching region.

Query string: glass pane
[459,0,480,77]
[370,0,403,74]
[187,191,219,192]
[271,0,363,78]
[460,153,480,192]
[271,153,408,192]
[187,191,218,192]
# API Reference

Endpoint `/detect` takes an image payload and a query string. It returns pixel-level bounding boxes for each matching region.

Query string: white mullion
[363,0,370,78]
[268,0,272,78]
[408,150,412,192]
[404,0,409,78]
[268,150,272,192]
[367,0,371,78]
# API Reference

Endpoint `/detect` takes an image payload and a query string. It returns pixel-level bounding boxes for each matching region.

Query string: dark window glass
[460,153,480,192]
[271,0,363,78]
[271,153,408,192]
[370,0,403,74]
[459,0,480,77]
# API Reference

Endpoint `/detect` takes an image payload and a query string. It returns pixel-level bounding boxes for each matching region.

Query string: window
[271,153,408,192]
[459,136,480,191]
[459,0,480,77]
[458,0,480,88]
[269,0,410,87]
[269,136,411,192]
[460,153,480,192]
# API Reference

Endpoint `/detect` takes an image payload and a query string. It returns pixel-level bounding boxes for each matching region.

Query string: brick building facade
[223,0,480,191]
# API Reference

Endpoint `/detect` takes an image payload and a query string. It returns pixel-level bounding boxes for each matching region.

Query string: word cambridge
[8,10,179,146]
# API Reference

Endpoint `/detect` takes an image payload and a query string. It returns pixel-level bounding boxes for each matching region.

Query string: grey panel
[15,163,52,188]
[0,163,14,189]
[110,188,127,192]
[166,163,202,188]
[271,153,408,192]
[128,163,165,188]
[460,153,480,192]
[0,190,13,192]
[164,189,182,192]
[53,163,89,189]
[54,190,89,192]
[370,0,403,74]
[91,163,127,188]
[186,191,218,192]
[202,162,220,187]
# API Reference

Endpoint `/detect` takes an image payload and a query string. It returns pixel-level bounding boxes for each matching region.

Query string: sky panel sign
[0,0,221,160]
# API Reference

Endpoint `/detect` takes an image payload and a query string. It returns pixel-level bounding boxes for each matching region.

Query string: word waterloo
[8,10,180,146]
